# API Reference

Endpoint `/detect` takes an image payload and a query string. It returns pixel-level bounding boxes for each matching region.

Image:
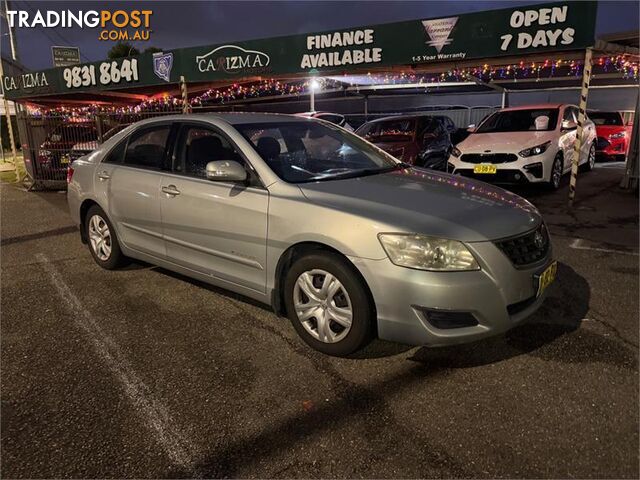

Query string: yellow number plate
[537,261,557,297]
[60,155,70,164]
[473,164,497,174]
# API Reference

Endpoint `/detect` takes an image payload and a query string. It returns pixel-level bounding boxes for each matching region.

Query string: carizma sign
[196,45,270,74]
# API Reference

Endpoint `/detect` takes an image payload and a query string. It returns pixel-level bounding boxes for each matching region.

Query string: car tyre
[85,205,127,270]
[546,153,563,190]
[284,252,374,356]
[581,143,596,172]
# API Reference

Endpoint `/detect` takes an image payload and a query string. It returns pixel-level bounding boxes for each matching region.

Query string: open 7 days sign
[1,1,597,100]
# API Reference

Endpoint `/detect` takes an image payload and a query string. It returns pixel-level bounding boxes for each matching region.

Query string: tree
[144,46,163,54]
[107,42,140,59]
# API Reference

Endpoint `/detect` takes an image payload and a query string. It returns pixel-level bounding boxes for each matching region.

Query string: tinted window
[124,125,170,169]
[356,119,416,143]
[563,107,577,123]
[237,121,398,183]
[476,109,559,133]
[176,126,244,178]
[104,140,126,164]
[588,111,623,126]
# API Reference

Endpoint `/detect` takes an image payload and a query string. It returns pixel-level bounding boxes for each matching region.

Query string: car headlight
[450,146,462,157]
[609,131,626,139]
[519,141,551,157]
[378,233,479,271]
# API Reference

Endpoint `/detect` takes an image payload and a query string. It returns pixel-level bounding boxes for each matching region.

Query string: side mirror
[467,124,476,132]
[561,119,577,131]
[205,160,247,182]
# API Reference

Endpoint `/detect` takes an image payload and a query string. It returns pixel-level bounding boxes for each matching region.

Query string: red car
[588,110,632,161]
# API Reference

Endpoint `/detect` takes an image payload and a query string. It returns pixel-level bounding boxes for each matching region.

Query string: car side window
[176,126,244,179]
[123,125,171,169]
[103,139,126,164]
[563,107,577,124]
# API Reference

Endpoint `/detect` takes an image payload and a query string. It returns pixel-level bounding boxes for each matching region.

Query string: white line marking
[569,238,639,256]
[37,254,197,471]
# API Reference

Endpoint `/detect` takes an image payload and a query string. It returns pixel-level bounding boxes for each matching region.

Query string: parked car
[355,114,455,170]
[68,113,555,356]
[38,123,97,180]
[295,111,354,131]
[69,125,130,162]
[449,104,597,189]
[587,110,632,161]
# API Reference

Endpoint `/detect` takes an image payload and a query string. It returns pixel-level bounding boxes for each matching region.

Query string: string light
[25,55,638,120]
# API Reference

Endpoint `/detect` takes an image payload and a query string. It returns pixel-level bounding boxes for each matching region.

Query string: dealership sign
[1,1,597,100]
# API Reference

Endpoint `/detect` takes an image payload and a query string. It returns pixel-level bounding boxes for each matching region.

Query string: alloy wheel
[293,269,353,344]
[588,145,596,169]
[88,214,112,261]
[552,157,562,188]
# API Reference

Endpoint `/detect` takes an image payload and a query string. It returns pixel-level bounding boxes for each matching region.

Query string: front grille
[596,136,610,150]
[494,224,550,267]
[460,153,518,164]
[454,169,530,184]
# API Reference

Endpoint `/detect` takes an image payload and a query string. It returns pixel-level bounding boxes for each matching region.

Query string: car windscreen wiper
[304,162,411,182]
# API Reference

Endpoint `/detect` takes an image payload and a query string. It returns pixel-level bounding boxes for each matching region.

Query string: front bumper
[596,136,628,156]
[350,240,553,347]
[449,152,551,184]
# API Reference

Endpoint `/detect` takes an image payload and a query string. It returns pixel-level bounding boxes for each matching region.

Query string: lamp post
[309,78,320,112]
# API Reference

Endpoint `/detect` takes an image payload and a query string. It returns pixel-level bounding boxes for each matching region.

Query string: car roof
[132,112,319,127]
[499,103,567,111]
[363,113,445,124]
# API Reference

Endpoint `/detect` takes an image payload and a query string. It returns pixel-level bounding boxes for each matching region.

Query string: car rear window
[589,112,623,126]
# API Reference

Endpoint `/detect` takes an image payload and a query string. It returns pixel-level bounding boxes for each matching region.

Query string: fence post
[180,76,191,114]
[568,48,593,207]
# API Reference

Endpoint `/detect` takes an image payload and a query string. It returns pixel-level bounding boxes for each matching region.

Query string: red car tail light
[66,166,74,184]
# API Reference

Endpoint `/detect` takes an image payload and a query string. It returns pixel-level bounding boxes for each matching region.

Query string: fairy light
[25,55,638,120]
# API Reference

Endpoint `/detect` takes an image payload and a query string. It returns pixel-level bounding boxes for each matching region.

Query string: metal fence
[17,106,183,189]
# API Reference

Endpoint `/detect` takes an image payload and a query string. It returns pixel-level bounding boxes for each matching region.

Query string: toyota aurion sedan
[68,113,556,356]
[449,104,596,189]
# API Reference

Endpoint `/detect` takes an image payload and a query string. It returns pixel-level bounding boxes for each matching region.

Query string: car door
[159,122,268,294]
[560,106,578,172]
[100,122,174,258]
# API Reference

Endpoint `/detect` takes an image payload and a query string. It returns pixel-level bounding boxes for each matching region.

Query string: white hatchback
[449,104,596,189]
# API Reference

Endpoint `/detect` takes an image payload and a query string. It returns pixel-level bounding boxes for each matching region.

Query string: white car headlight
[519,141,551,158]
[378,233,479,271]
[450,146,462,157]
[609,131,626,139]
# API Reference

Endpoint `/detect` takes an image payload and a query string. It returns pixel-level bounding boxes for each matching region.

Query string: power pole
[0,0,20,174]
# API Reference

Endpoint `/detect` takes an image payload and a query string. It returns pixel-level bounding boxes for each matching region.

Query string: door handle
[97,171,111,181]
[162,185,180,196]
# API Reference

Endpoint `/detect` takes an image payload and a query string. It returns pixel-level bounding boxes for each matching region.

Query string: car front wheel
[582,143,596,172]
[85,205,127,269]
[284,252,374,356]
[547,153,563,190]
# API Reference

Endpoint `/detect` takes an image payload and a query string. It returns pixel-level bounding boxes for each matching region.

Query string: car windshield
[589,112,623,126]
[236,121,401,183]
[476,109,559,133]
[356,119,416,143]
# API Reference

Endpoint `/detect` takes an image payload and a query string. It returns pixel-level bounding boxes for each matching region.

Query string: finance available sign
[2,1,597,100]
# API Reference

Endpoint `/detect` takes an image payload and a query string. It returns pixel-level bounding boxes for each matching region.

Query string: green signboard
[51,46,81,67]
[1,1,598,100]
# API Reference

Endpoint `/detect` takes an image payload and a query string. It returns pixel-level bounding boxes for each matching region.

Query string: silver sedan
[67,113,556,356]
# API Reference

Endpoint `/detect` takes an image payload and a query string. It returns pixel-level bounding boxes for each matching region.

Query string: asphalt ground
[1,163,638,478]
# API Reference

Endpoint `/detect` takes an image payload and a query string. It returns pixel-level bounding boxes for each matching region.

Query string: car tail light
[66,166,74,184]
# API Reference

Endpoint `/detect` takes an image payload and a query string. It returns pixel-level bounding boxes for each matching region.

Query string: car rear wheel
[546,153,563,190]
[85,205,127,269]
[284,252,374,356]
